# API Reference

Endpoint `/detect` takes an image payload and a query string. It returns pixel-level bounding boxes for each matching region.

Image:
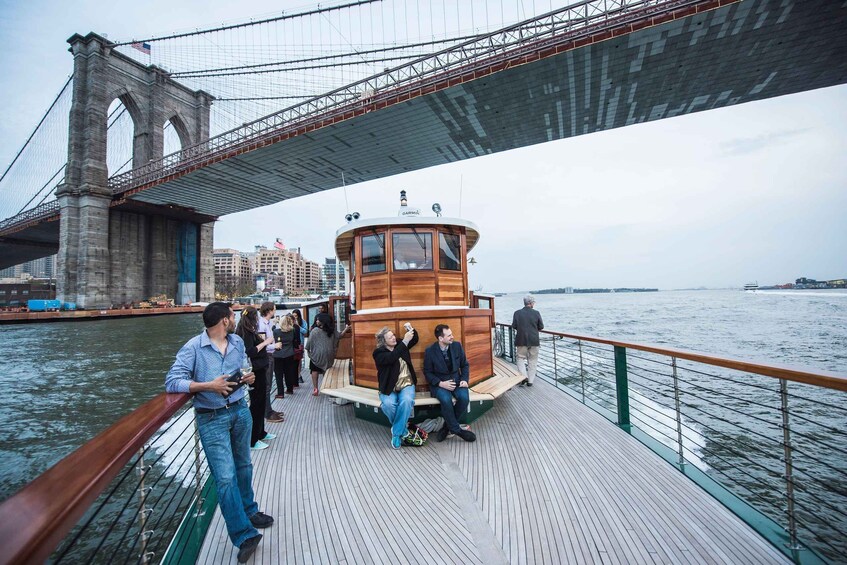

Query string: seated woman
[372,325,419,449]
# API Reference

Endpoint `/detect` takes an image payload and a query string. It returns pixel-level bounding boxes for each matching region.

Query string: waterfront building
[321,257,346,293]
[253,245,321,295]
[0,254,56,279]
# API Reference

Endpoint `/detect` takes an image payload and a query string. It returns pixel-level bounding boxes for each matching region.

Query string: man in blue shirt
[423,324,477,443]
[165,302,273,563]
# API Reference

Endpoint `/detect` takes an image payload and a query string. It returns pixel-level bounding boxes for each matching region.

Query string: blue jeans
[432,384,469,433]
[196,399,259,547]
[379,385,416,438]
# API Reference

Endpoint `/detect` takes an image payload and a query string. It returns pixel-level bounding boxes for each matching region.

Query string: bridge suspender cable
[0,75,72,186]
[111,0,382,46]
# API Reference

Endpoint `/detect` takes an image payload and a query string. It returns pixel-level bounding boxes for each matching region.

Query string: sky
[1,1,845,292]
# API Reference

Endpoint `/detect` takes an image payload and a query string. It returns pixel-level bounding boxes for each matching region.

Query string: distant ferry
[743,282,759,291]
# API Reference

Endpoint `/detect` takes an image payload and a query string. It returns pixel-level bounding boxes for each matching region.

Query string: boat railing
[0,391,217,565]
[493,322,847,564]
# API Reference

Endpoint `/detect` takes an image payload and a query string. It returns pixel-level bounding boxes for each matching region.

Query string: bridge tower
[57,33,215,309]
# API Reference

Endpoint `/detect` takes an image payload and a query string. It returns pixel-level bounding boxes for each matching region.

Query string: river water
[0,289,845,558]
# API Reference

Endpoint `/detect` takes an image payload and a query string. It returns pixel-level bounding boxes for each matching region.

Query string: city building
[321,257,346,293]
[0,254,56,279]
[253,245,321,295]
[0,279,56,307]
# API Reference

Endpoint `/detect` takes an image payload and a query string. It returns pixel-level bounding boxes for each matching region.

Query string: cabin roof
[334,216,480,263]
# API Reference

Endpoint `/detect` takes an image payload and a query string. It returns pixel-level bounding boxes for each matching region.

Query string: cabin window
[438,232,462,271]
[392,232,433,270]
[361,233,386,273]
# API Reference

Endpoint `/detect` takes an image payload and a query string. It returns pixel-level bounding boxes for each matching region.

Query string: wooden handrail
[497,323,847,392]
[0,392,191,565]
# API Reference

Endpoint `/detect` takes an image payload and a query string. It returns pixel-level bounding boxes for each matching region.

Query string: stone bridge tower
[57,32,215,309]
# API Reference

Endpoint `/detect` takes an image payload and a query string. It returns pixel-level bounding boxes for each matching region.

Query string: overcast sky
[1,1,845,292]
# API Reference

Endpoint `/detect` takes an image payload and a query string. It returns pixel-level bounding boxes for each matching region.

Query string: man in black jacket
[423,324,477,443]
[373,325,419,449]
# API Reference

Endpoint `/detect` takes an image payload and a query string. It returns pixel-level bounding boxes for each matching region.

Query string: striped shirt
[165,330,249,409]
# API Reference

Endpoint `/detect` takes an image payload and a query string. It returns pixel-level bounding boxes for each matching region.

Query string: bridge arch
[55,33,215,309]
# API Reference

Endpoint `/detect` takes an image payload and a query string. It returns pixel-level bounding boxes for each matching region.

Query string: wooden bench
[320,357,524,408]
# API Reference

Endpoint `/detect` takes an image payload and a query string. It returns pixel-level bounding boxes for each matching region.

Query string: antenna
[342,171,349,213]
[459,175,463,216]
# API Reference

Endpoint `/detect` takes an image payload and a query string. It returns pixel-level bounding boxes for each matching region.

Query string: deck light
[432,203,442,217]
[400,190,407,207]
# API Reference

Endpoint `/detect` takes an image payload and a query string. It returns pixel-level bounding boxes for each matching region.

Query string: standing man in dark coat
[423,324,477,442]
[513,294,544,387]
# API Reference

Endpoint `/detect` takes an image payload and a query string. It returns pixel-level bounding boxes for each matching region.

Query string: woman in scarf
[272,314,299,397]
[372,325,419,449]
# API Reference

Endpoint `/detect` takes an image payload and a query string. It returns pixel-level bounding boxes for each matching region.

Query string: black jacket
[239,330,270,370]
[372,330,419,395]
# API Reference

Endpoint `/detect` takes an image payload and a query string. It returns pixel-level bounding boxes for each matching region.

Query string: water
[0,291,845,558]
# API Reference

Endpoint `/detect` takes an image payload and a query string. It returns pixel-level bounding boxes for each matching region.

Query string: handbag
[294,344,304,362]
[403,424,428,447]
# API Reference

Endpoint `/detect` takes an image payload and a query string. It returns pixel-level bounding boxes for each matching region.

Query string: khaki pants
[516,345,539,383]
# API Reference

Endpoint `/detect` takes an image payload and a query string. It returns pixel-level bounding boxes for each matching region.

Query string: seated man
[423,324,477,442]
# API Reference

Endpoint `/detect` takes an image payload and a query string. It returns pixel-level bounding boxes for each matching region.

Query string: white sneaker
[251,440,269,451]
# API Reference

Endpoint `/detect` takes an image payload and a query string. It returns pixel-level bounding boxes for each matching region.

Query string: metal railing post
[552,337,559,389]
[613,346,630,428]
[136,446,151,565]
[578,339,586,403]
[779,378,799,550]
[509,326,516,362]
[193,416,206,518]
[671,357,685,466]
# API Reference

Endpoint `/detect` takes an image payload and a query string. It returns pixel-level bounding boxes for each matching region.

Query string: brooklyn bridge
[1,0,845,308]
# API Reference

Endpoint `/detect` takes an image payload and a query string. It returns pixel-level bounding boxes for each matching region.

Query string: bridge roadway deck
[198,360,786,564]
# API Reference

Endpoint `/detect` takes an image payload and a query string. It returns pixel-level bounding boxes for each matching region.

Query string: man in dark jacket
[373,325,419,449]
[423,324,477,443]
[512,294,544,387]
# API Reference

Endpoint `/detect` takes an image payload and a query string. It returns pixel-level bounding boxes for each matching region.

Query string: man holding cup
[165,302,274,563]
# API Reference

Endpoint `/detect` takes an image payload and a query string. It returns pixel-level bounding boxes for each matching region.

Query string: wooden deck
[198,361,788,564]
[319,357,524,407]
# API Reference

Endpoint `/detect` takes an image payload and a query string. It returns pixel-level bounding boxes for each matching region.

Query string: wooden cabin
[335,214,494,392]
[303,196,523,423]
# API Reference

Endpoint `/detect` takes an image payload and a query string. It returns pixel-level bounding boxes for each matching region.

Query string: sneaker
[249,511,274,528]
[457,429,477,442]
[250,440,269,451]
[435,426,449,442]
[237,534,262,563]
[262,433,276,441]
[266,412,284,423]
[526,382,533,387]
[391,436,402,450]
[519,379,528,387]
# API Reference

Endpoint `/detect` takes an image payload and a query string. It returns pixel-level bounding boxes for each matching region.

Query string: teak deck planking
[197,361,788,564]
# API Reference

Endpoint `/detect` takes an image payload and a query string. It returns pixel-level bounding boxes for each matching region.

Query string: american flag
[131,42,151,55]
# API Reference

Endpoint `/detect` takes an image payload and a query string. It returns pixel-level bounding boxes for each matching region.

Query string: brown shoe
[266,411,284,423]
[274,394,284,399]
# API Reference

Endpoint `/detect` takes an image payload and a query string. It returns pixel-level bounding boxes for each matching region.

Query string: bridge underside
[0,220,60,268]
[129,0,846,217]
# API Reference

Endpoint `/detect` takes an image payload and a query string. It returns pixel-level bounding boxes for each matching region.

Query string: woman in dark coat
[272,314,299,397]
[235,306,276,450]
[372,324,419,449]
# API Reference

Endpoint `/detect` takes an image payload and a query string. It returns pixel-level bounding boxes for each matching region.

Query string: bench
[320,357,524,408]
